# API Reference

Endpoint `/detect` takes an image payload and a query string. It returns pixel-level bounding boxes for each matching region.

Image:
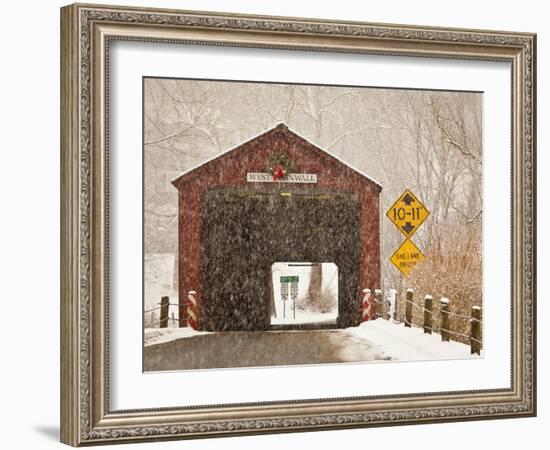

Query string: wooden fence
[373,288,482,355]
[145,289,483,356]
[144,296,180,328]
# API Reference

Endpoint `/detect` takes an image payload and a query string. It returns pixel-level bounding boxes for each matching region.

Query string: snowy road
[143,329,391,371]
[143,320,475,371]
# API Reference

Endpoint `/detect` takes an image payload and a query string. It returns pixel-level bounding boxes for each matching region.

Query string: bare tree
[307,264,323,307]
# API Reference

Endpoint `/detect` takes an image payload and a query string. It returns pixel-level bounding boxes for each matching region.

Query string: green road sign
[280,276,299,283]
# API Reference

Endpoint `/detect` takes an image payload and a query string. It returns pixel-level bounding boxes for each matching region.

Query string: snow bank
[144,327,210,347]
[345,319,477,361]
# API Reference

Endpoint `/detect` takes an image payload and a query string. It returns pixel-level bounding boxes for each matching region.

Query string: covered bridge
[172,123,382,331]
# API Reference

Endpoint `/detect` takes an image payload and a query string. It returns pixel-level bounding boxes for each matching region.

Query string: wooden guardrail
[366,287,482,355]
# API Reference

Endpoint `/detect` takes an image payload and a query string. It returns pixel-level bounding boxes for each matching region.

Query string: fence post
[374,289,383,319]
[160,296,169,328]
[405,288,413,328]
[384,291,392,320]
[423,295,433,334]
[390,289,398,321]
[471,306,482,355]
[440,298,450,342]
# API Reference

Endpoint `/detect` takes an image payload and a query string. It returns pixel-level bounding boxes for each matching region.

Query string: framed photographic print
[60,3,536,446]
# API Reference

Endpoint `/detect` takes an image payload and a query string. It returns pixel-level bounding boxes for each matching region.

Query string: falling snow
[142,79,483,371]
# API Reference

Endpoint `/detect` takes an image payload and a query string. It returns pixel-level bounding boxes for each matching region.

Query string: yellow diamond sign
[386,189,430,238]
[390,239,426,277]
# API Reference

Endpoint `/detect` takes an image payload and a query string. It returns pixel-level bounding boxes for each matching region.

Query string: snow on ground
[270,311,337,325]
[345,319,477,361]
[144,327,210,347]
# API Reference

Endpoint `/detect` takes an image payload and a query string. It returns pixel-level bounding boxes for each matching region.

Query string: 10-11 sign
[386,189,430,238]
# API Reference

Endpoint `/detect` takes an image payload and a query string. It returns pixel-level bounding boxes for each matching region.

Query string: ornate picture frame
[60,3,536,446]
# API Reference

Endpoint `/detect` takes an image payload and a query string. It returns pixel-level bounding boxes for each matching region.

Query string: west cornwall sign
[247,172,317,183]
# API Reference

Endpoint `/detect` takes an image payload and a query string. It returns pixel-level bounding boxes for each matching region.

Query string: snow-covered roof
[171,123,383,188]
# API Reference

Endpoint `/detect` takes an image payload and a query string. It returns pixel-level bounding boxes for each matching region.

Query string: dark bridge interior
[200,187,361,332]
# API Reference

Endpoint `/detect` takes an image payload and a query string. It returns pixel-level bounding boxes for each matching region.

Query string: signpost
[280,282,289,318]
[387,190,429,277]
[280,276,299,319]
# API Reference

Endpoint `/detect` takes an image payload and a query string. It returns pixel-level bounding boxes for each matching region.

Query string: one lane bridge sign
[386,189,430,238]
[390,239,426,277]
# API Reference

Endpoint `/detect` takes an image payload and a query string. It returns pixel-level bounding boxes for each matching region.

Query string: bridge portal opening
[270,262,338,326]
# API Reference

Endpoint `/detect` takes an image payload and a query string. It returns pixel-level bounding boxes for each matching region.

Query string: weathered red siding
[173,124,381,326]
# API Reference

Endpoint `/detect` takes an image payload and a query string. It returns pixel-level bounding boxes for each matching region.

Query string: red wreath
[268,153,293,181]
